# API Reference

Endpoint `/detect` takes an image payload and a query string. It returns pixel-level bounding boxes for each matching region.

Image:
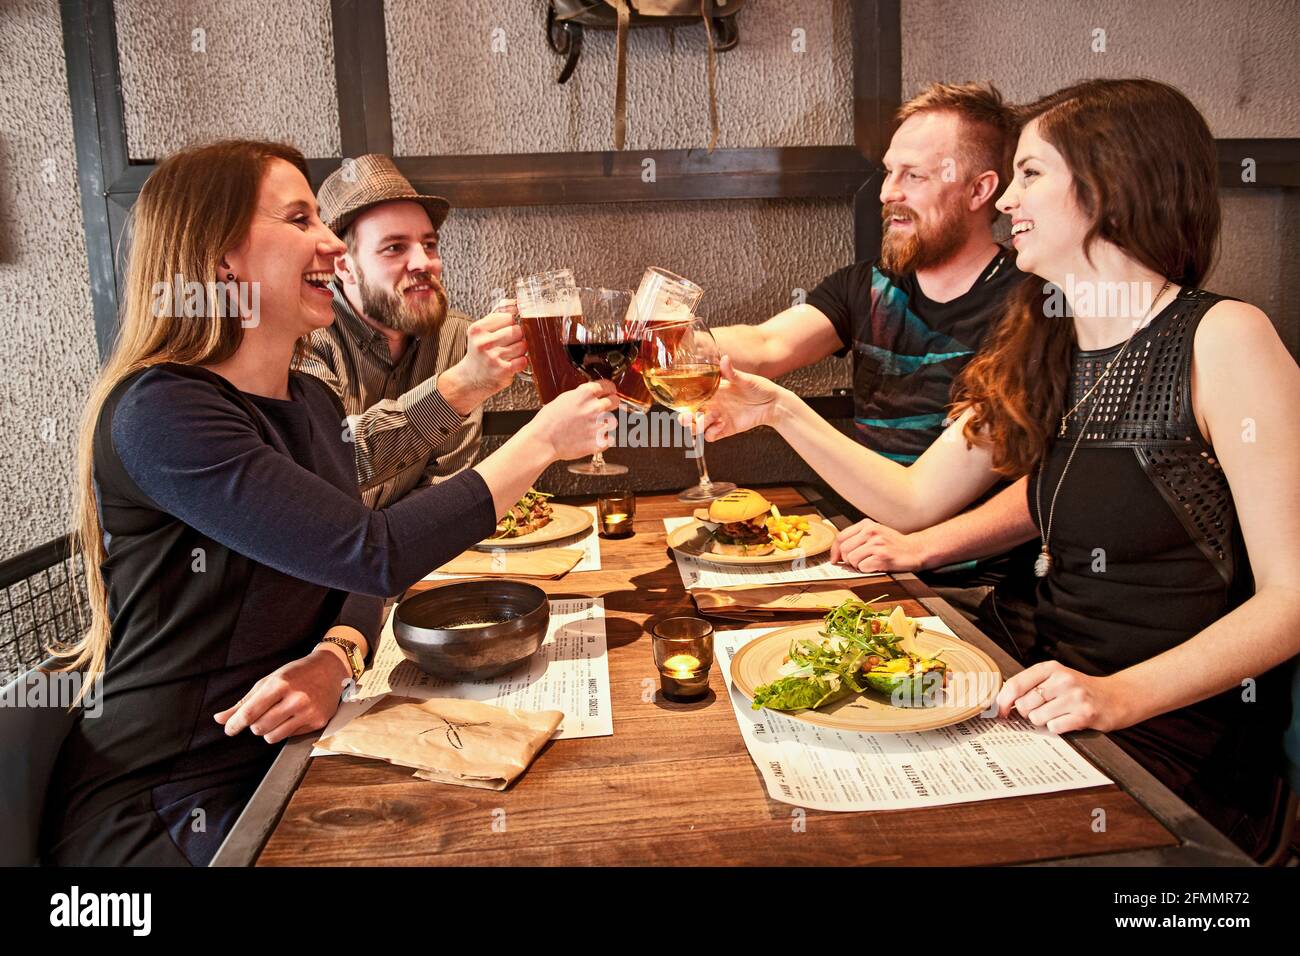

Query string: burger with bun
[694,488,776,556]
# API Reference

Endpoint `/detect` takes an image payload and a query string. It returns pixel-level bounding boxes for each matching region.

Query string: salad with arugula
[750,599,949,712]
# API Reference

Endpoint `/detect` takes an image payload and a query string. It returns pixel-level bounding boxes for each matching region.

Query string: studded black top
[1031,288,1251,668]
[1027,288,1288,852]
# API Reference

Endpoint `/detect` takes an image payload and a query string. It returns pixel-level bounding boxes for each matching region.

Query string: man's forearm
[711,324,771,375]
[911,478,1038,569]
[713,305,839,379]
[435,362,491,416]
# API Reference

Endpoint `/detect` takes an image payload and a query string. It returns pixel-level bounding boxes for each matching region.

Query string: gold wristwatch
[320,636,364,683]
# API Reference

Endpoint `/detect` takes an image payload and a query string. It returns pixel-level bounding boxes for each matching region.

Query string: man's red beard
[879,197,970,275]
[355,265,448,337]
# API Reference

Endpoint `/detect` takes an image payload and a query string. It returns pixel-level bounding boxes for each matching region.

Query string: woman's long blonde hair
[53,140,311,692]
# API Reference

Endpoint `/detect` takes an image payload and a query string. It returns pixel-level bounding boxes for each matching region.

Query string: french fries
[763,505,812,551]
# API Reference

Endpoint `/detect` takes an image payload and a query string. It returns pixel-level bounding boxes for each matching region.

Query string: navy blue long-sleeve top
[41,363,496,866]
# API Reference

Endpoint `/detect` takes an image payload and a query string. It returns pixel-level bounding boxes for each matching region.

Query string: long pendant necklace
[1034,397,1099,577]
[1034,281,1172,577]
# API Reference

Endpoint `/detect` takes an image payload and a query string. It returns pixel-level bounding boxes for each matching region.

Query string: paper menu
[429,506,602,578]
[716,622,1111,812]
[313,597,612,755]
[663,516,871,590]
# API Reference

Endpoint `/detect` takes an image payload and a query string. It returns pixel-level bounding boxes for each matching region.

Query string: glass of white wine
[640,315,737,502]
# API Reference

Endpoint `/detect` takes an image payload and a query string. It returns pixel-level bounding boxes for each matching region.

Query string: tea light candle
[597,493,636,539]
[663,653,702,678]
[651,617,714,702]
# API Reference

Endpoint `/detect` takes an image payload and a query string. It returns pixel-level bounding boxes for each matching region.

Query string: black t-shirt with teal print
[807,249,1020,462]
[806,250,1036,594]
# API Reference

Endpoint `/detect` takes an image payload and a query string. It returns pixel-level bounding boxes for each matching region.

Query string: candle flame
[663,653,701,677]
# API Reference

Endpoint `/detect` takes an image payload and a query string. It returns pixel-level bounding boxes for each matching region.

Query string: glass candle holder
[596,492,636,538]
[651,617,715,702]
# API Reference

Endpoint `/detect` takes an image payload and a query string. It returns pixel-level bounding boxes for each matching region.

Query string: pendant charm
[1034,550,1052,578]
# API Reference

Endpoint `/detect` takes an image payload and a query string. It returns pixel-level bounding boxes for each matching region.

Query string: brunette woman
[41,141,617,865]
[693,79,1300,855]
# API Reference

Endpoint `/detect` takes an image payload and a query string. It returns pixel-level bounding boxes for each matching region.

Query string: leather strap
[701,0,719,151]
[613,0,630,149]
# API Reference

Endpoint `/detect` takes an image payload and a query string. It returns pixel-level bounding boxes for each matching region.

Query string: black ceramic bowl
[392,579,550,681]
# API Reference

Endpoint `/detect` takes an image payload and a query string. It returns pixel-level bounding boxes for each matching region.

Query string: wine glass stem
[692,430,713,491]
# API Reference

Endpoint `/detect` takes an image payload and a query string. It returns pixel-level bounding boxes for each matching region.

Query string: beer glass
[514,269,587,403]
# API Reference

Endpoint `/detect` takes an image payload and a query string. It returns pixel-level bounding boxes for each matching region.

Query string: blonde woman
[42,141,617,865]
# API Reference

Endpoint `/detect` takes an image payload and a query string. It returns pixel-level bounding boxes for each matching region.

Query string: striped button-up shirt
[299,284,481,509]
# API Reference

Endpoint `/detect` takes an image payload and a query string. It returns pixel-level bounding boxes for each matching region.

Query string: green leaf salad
[750,599,949,712]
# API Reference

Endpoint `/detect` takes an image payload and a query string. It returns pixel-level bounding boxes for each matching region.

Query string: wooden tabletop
[216,486,1252,867]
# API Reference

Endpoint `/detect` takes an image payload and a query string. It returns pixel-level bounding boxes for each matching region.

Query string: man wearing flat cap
[304,154,527,508]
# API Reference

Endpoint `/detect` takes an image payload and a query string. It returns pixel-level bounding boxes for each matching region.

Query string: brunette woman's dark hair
[950,78,1221,476]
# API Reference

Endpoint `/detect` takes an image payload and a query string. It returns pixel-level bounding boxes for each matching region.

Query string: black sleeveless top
[1027,288,1288,850]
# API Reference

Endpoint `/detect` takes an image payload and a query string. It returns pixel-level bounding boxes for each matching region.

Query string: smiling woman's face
[996,120,1091,282]
[223,158,345,338]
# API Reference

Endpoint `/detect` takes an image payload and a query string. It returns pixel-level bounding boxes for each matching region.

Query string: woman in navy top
[42,141,617,865]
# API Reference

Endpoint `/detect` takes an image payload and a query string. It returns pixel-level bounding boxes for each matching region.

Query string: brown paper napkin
[433,547,584,579]
[691,580,887,617]
[317,695,563,790]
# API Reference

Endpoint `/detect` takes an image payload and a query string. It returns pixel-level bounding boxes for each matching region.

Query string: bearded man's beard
[356,265,448,336]
[879,196,970,275]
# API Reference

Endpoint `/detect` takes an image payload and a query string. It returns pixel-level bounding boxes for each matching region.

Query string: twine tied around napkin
[317,696,563,790]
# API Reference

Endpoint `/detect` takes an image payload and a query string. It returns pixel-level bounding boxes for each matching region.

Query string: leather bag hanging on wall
[547,0,746,151]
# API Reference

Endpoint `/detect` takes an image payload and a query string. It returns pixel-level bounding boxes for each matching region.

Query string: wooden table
[214,486,1252,866]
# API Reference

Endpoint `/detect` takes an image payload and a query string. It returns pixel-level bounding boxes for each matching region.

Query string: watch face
[327,638,362,678]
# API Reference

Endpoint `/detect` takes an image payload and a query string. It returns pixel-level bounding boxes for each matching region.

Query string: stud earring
[226,272,235,281]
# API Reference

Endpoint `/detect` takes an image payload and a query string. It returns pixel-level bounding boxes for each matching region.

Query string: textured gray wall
[902,0,1300,356]
[902,0,1300,136]
[116,0,339,159]
[4,0,1300,555]
[0,0,97,559]
[387,0,854,154]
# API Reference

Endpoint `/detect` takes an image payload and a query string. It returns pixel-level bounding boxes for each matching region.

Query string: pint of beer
[514,269,588,403]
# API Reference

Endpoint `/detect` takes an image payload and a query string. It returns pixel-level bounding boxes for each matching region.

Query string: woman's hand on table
[995,661,1138,734]
[686,356,783,442]
[831,517,929,571]
[214,647,351,745]
[530,379,620,461]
